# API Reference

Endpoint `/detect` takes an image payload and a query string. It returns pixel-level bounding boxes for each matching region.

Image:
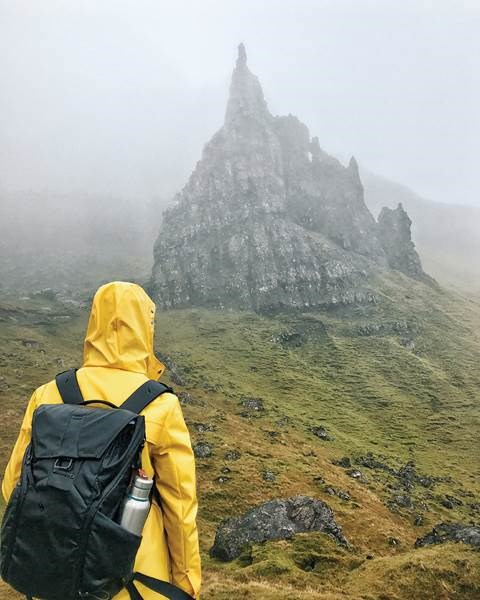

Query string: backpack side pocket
[81,511,142,598]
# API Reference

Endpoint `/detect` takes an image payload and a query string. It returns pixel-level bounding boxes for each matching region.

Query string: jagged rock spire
[348,155,359,174]
[377,203,424,277]
[348,155,362,184]
[225,43,270,126]
[151,44,426,312]
[237,42,247,67]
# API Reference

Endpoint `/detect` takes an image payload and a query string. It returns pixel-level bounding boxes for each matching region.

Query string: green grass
[0,270,479,599]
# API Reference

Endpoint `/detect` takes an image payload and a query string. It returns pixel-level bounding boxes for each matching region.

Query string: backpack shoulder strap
[126,573,194,600]
[121,380,173,415]
[55,368,84,405]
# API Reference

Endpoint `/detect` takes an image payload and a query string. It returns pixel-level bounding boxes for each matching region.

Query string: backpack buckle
[54,457,73,471]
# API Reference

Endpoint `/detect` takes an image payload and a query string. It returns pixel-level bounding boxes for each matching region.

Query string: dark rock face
[209,495,348,561]
[178,391,204,407]
[262,470,277,482]
[415,522,480,548]
[193,441,213,458]
[151,46,425,311]
[377,203,424,277]
[346,469,368,484]
[151,45,424,311]
[309,425,333,441]
[442,495,464,509]
[240,397,265,412]
[333,457,352,468]
[224,449,241,461]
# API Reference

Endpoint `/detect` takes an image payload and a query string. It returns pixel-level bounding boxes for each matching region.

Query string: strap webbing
[55,369,172,414]
[125,581,143,600]
[127,573,194,600]
[55,368,83,405]
[120,381,173,415]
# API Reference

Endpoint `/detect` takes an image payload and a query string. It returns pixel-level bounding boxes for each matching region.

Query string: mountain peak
[237,42,247,67]
[225,44,270,126]
[152,45,426,311]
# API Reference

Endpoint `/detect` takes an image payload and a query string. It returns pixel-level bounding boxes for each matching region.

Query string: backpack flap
[32,403,143,459]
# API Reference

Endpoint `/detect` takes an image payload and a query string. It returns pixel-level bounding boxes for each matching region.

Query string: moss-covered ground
[0,271,479,599]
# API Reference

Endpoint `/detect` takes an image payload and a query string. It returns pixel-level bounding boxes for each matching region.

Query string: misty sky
[1,0,479,207]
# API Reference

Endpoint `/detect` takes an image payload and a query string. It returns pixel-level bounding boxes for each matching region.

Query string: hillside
[1,271,479,599]
[1,41,479,600]
[362,171,480,297]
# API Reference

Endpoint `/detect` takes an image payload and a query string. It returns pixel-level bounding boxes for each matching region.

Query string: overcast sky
[1,0,479,207]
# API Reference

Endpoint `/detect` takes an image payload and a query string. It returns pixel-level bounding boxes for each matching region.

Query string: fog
[1,1,479,295]
[1,0,479,206]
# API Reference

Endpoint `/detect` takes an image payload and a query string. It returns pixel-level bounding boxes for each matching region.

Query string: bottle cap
[133,473,154,491]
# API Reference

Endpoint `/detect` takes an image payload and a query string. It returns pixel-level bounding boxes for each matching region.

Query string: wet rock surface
[240,396,265,412]
[309,425,333,441]
[351,454,444,490]
[224,449,241,461]
[415,523,480,548]
[192,422,216,433]
[210,495,348,561]
[270,330,304,347]
[321,485,351,501]
[177,391,204,407]
[378,203,426,278]
[193,441,213,458]
[333,453,466,516]
[346,469,369,484]
[262,470,277,482]
[442,495,464,509]
[333,456,352,468]
[151,45,424,311]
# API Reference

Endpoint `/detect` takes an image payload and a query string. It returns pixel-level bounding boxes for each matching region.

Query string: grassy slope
[0,271,479,599]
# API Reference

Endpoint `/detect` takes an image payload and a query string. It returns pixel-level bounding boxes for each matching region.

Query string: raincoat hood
[83,281,165,380]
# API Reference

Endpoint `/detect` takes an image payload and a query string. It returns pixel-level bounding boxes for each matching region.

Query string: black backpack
[0,368,194,600]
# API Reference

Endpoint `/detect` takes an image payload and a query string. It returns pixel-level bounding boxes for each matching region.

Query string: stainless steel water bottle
[120,471,153,536]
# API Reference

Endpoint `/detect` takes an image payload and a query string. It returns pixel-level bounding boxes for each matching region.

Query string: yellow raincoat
[2,282,201,599]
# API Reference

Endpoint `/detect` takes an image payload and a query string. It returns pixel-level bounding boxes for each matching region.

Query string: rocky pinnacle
[151,45,425,311]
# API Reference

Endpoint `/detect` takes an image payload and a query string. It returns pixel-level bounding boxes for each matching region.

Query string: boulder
[224,449,241,461]
[415,522,480,548]
[210,495,348,561]
[262,470,277,482]
[309,425,333,441]
[240,397,265,412]
[346,469,368,484]
[334,456,352,468]
[193,441,213,459]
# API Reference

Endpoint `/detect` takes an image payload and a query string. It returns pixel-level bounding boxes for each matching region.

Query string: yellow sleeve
[2,390,38,502]
[152,396,201,598]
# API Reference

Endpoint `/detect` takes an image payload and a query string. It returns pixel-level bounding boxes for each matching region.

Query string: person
[2,281,201,599]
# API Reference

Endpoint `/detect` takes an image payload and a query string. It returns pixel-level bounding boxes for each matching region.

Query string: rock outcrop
[209,495,348,561]
[415,522,480,549]
[151,44,424,310]
[377,203,425,277]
